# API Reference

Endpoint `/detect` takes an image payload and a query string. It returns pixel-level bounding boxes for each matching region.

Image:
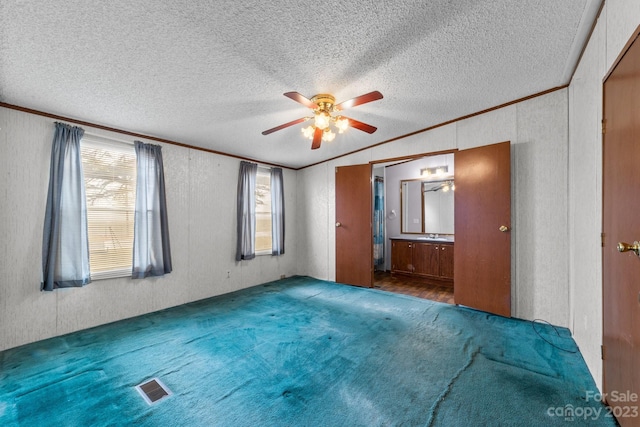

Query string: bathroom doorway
[372,153,455,304]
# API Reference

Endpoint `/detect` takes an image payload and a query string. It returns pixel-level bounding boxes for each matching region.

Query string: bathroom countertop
[390,236,455,243]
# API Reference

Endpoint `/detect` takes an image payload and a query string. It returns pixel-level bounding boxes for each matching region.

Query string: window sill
[90,268,131,281]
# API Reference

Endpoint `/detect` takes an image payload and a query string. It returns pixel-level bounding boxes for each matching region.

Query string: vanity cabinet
[412,242,440,277]
[391,239,454,283]
[390,240,414,275]
[438,243,454,280]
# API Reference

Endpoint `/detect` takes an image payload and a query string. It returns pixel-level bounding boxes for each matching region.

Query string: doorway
[336,142,511,316]
[372,153,456,304]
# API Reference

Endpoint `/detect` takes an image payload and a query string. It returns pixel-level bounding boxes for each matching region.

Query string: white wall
[568,0,640,391]
[0,107,298,352]
[298,88,570,329]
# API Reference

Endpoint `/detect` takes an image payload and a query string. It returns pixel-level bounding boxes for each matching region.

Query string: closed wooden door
[454,141,511,316]
[335,164,373,287]
[602,31,640,425]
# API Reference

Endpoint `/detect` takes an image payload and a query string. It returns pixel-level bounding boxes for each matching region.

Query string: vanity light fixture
[421,165,449,177]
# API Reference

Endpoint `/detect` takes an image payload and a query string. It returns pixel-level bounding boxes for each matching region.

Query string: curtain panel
[236,161,258,261]
[374,177,385,266]
[270,167,285,256]
[41,122,91,291]
[132,141,172,278]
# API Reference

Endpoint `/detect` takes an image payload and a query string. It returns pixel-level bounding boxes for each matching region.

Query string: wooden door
[335,164,373,287]
[602,31,640,424]
[454,141,511,316]
[413,242,439,277]
[391,240,413,275]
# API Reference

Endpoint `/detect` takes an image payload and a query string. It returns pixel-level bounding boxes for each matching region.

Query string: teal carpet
[0,276,616,426]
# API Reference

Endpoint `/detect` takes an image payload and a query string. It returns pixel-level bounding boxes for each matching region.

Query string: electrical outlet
[226,271,230,279]
[280,274,286,280]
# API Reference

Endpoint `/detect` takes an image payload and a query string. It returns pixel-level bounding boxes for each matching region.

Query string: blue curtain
[373,177,385,266]
[132,141,172,278]
[236,161,258,261]
[41,122,91,291]
[270,167,285,256]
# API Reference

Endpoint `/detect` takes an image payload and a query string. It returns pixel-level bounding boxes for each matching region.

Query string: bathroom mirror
[401,179,455,234]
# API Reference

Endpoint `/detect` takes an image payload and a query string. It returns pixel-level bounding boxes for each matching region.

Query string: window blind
[80,136,137,280]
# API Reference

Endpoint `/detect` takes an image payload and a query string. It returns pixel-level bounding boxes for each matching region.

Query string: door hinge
[601,344,605,360]
[601,232,605,247]
[602,119,606,134]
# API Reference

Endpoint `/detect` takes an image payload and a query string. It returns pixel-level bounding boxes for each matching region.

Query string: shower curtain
[373,177,385,266]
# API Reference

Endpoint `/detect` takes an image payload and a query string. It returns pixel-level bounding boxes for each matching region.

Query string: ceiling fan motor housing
[311,94,336,113]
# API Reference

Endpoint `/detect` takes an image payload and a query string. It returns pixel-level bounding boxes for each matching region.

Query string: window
[236,162,283,261]
[255,167,272,254]
[80,136,137,279]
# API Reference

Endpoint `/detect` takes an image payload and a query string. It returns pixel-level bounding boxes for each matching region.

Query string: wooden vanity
[390,238,454,285]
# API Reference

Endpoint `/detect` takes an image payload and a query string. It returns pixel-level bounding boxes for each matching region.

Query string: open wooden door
[454,141,511,317]
[335,164,373,287]
[602,30,640,426]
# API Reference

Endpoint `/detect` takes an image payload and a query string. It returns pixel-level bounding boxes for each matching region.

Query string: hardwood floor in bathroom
[372,271,454,304]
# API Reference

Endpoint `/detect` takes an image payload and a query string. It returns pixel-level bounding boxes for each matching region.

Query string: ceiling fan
[262,91,383,150]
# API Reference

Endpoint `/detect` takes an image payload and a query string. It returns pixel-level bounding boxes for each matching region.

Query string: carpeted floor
[0,276,617,426]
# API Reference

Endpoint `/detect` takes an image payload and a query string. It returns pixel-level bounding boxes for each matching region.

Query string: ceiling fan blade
[311,127,323,150]
[262,117,308,135]
[342,117,377,134]
[283,92,318,109]
[334,91,383,111]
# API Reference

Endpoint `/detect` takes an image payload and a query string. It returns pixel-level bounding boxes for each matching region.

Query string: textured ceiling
[0,0,601,168]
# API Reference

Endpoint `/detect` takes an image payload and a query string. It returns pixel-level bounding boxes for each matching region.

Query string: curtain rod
[81,130,135,146]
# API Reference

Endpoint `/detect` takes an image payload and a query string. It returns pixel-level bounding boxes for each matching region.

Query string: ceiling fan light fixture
[314,111,330,130]
[335,117,349,133]
[322,128,336,142]
[262,90,382,150]
[301,125,315,139]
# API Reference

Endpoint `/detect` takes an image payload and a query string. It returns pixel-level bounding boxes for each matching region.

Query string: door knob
[336,222,342,227]
[499,225,510,232]
[617,241,640,256]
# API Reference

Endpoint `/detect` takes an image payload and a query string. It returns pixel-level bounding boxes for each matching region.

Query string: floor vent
[135,378,172,405]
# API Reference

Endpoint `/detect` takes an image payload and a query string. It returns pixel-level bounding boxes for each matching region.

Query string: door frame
[370,149,458,277]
